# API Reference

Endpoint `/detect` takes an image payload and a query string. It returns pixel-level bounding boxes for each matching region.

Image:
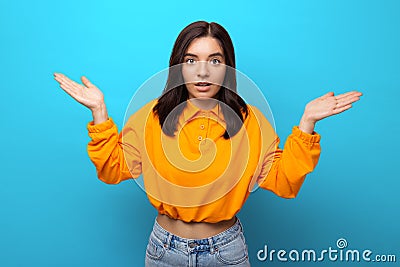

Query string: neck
[188,98,218,110]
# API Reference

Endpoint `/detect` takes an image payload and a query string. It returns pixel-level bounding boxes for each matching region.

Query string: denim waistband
[151,216,244,253]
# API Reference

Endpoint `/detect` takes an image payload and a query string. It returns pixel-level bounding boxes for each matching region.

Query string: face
[181,36,226,99]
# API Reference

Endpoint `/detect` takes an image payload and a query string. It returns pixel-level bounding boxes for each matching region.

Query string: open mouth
[195,82,212,87]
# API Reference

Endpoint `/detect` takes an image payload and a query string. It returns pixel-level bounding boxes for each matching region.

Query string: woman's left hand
[299,91,363,134]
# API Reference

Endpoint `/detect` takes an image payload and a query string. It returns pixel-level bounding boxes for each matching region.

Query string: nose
[197,61,210,79]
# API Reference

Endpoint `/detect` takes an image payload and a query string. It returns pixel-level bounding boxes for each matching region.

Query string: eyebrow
[184,52,224,58]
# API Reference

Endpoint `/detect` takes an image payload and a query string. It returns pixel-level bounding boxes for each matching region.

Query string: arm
[87,118,141,184]
[54,73,141,183]
[258,127,321,198]
[257,90,362,198]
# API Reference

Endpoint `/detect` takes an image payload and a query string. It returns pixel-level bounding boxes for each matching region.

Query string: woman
[54,21,361,266]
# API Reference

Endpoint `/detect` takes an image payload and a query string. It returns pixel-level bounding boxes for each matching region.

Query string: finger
[57,76,83,96]
[54,74,69,85]
[59,76,86,95]
[54,74,72,89]
[59,83,78,99]
[54,75,63,84]
[336,91,362,100]
[81,76,93,88]
[53,72,63,78]
[55,73,69,82]
[55,74,73,87]
[55,73,81,89]
[333,103,352,115]
[59,83,85,104]
[58,79,78,94]
[54,74,83,99]
[336,95,361,108]
[54,75,63,83]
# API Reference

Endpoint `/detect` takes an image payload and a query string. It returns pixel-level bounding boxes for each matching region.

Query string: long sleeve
[257,126,321,198]
[87,117,142,184]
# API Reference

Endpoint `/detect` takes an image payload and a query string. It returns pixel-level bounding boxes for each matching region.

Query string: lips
[195,82,212,86]
[194,82,212,92]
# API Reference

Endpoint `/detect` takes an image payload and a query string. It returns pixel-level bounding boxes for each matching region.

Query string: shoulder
[124,99,159,129]
[244,104,276,135]
[244,104,270,125]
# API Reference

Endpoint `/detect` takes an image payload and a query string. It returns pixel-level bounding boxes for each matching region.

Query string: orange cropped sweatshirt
[87,99,321,223]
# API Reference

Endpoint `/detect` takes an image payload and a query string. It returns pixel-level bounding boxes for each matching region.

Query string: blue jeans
[145,216,251,266]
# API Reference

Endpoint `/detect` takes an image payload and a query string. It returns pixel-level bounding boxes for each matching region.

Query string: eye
[211,58,221,65]
[185,58,196,64]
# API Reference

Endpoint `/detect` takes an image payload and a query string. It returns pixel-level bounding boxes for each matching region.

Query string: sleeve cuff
[292,126,321,143]
[87,118,115,133]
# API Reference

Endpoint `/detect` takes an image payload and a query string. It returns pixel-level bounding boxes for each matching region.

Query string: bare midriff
[156,213,237,239]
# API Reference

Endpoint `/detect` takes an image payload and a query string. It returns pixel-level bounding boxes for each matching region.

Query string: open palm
[305,91,362,122]
[299,90,362,134]
[54,73,104,111]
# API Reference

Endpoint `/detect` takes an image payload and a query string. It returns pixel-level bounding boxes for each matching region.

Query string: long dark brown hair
[153,21,248,139]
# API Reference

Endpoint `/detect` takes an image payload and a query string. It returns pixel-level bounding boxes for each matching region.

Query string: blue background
[1,0,399,266]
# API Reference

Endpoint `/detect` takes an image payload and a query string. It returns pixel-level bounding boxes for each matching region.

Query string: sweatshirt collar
[183,99,225,123]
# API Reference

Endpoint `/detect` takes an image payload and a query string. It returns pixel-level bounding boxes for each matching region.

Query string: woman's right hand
[54,73,109,124]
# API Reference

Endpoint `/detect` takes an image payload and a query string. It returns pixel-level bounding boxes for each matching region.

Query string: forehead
[186,36,223,55]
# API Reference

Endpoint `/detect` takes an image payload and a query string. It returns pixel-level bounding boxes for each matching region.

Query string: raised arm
[53,73,139,184]
[257,90,362,198]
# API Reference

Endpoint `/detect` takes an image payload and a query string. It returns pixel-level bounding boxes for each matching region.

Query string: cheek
[212,84,222,94]
[181,66,197,83]
[210,68,226,85]
[185,83,194,91]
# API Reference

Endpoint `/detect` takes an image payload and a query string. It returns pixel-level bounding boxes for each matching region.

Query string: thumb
[320,91,334,99]
[81,76,93,87]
